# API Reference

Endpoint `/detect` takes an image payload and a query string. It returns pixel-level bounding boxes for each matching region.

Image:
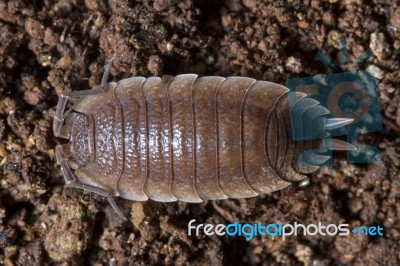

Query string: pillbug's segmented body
[54,67,353,219]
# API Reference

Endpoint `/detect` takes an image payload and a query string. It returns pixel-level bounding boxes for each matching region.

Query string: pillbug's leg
[106,196,127,221]
[99,56,114,89]
[55,144,76,182]
[53,95,72,139]
[55,145,128,220]
[68,181,128,220]
[53,57,114,138]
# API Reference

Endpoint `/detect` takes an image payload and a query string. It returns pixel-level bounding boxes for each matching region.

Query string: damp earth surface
[0,0,400,265]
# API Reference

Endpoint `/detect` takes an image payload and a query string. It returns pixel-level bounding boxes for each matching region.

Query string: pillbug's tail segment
[267,92,311,182]
[286,92,356,176]
[286,92,330,141]
[286,92,332,175]
[269,92,355,183]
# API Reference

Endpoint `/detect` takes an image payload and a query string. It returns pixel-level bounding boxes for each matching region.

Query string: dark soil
[1,0,399,265]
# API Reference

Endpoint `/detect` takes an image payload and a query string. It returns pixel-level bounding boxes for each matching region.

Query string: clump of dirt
[0,0,399,265]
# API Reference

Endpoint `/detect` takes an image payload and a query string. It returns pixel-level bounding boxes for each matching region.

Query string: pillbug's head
[265,92,353,184]
[67,112,95,169]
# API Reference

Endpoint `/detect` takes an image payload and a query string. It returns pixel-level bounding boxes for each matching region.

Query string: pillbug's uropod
[53,60,354,219]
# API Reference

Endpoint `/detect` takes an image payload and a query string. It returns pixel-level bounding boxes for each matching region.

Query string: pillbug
[53,60,354,219]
